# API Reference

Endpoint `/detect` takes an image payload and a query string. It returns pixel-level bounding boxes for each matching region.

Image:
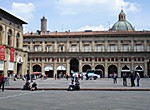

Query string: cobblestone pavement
[0,78,150,110]
[0,90,150,110]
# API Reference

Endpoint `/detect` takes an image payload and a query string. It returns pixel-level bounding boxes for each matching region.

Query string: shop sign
[0,45,5,61]
[10,48,15,62]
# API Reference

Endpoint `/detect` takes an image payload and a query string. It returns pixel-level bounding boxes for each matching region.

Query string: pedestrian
[0,73,5,92]
[130,72,135,87]
[136,72,140,87]
[122,73,127,86]
[113,72,118,84]
[66,74,69,80]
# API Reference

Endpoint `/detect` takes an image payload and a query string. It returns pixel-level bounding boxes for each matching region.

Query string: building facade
[23,10,150,78]
[0,8,28,77]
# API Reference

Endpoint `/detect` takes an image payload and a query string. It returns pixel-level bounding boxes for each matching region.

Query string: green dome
[110,10,135,31]
[111,20,135,31]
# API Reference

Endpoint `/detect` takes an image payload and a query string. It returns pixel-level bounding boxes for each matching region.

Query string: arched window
[0,25,3,44]
[7,29,12,46]
[16,33,20,48]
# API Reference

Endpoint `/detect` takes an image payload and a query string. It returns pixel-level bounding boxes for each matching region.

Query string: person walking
[113,72,118,84]
[130,72,135,87]
[0,73,5,92]
[136,72,140,87]
[122,73,127,86]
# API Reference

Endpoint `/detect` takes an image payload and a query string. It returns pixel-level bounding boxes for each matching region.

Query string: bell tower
[41,16,47,32]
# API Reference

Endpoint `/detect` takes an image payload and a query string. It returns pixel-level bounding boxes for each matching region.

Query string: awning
[121,70,131,72]
[57,65,66,71]
[17,56,23,63]
[44,65,53,71]
[33,72,41,74]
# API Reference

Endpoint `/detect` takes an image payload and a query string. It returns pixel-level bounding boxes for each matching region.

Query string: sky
[0,0,150,33]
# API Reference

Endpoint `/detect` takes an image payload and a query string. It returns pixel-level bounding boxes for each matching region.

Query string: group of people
[113,72,141,87]
[22,81,37,91]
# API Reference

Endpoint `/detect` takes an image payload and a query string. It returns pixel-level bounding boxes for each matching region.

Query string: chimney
[41,16,47,32]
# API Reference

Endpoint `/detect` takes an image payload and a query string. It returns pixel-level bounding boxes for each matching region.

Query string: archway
[121,65,131,77]
[33,65,42,77]
[82,65,91,73]
[108,65,118,78]
[135,65,144,78]
[57,65,66,78]
[70,58,79,75]
[95,65,105,78]
[45,65,53,78]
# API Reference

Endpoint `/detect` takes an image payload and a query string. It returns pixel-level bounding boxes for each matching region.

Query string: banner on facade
[10,48,15,62]
[0,45,5,61]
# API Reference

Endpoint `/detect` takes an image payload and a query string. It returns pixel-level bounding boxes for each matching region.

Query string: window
[7,30,12,46]
[16,33,20,48]
[108,44,117,52]
[82,45,91,52]
[95,45,104,52]
[121,44,131,51]
[134,44,144,51]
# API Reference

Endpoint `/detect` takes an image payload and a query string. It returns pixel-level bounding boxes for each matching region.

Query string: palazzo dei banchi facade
[23,10,150,78]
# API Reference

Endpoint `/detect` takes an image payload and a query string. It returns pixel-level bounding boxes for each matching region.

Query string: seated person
[31,82,37,91]
[23,82,31,90]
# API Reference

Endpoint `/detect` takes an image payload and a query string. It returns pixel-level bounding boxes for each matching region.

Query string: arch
[70,58,79,74]
[135,65,144,78]
[95,65,105,78]
[33,65,41,75]
[108,65,118,78]
[82,65,91,72]
[57,65,66,71]
[45,65,54,78]
[57,65,66,78]
[121,65,131,77]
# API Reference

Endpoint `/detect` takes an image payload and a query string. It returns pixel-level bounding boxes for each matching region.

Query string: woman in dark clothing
[122,73,127,86]
[130,73,135,87]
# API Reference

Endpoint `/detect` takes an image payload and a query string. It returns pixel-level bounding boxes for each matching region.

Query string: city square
[1,0,150,110]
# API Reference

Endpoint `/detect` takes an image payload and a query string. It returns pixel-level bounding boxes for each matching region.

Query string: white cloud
[56,0,140,15]
[77,25,106,31]
[11,2,35,22]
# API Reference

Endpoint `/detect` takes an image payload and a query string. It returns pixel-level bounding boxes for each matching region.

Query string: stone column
[41,58,45,75]
[144,59,148,77]
[105,58,108,77]
[29,58,33,75]
[144,40,147,51]
[66,40,69,52]
[92,40,95,52]
[3,49,9,77]
[118,58,121,77]
[105,39,108,52]
[79,57,82,72]
[66,58,70,76]
[42,41,45,52]
[92,57,95,70]
[131,57,134,71]
[53,57,57,77]
[54,41,57,52]
[79,39,82,52]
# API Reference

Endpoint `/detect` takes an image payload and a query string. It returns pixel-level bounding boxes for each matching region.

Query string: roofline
[0,8,27,24]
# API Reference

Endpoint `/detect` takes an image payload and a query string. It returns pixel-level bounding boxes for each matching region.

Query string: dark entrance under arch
[17,63,22,76]
[135,66,144,78]
[70,58,79,75]
[33,65,42,77]
[82,65,91,72]
[95,65,105,78]
[108,65,118,78]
